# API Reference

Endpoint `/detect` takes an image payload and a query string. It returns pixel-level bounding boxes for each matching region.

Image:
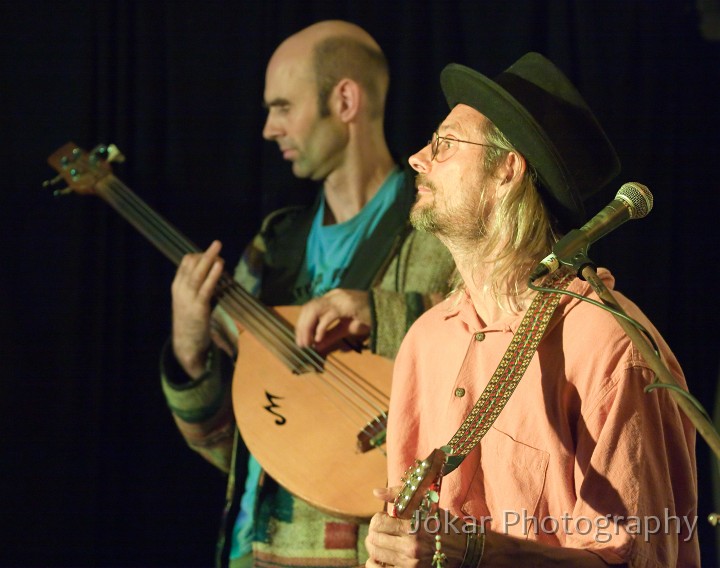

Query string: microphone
[530,182,654,281]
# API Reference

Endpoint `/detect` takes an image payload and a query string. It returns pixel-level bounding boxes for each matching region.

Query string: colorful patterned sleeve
[159,229,268,472]
[369,230,455,358]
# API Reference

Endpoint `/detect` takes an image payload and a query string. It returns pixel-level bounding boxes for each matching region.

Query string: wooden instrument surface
[232,305,391,520]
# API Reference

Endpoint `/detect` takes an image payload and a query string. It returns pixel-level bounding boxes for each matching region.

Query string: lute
[46,142,392,519]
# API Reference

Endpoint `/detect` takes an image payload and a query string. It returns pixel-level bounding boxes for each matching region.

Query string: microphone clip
[561,249,596,281]
[529,231,597,282]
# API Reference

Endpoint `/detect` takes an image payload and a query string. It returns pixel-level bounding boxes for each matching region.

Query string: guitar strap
[394,270,576,568]
[441,268,575,475]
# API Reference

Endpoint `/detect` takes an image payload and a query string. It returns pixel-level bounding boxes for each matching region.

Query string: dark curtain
[2,1,719,566]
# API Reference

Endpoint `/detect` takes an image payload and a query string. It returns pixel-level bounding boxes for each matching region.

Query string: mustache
[414,174,438,193]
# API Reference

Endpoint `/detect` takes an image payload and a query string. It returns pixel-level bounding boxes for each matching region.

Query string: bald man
[160,21,454,568]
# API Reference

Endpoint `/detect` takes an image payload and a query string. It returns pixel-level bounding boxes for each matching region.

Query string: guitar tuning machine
[56,147,82,168]
[42,144,86,194]
[41,174,72,196]
[42,174,63,188]
[90,143,125,165]
[107,144,125,163]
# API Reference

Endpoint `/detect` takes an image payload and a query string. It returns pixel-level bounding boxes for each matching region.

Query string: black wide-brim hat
[440,53,621,229]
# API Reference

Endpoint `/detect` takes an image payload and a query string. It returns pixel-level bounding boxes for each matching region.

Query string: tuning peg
[106,143,125,163]
[42,175,73,196]
[42,174,64,188]
[90,143,125,165]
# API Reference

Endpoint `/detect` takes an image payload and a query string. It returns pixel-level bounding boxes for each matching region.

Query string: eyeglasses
[428,131,499,162]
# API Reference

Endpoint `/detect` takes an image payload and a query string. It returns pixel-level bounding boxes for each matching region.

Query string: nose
[262,112,281,141]
[408,142,432,173]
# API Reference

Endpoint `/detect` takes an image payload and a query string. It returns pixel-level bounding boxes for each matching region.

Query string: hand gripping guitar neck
[392,446,451,568]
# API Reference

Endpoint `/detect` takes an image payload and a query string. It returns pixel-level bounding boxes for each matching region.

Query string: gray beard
[409,202,441,234]
[410,199,487,251]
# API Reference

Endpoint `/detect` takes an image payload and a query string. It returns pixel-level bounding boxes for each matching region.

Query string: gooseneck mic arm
[579,264,720,462]
[530,182,720,522]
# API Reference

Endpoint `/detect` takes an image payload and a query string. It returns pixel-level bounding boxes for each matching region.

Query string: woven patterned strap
[446,269,575,463]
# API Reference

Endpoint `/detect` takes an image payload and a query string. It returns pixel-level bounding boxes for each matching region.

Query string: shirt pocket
[460,426,549,539]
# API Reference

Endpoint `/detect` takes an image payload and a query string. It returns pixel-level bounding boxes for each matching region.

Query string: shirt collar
[441,268,617,335]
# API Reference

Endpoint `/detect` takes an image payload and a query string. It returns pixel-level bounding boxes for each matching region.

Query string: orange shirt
[388,271,699,567]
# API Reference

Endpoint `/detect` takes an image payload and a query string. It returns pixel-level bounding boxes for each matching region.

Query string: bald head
[284,20,382,49]
[269,20,389,120]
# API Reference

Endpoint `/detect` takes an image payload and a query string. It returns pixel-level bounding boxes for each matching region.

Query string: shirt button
[474,332,486,341]
[454,388,466,398]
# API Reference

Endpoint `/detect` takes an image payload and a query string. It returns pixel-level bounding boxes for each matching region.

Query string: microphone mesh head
[616,182,653,219]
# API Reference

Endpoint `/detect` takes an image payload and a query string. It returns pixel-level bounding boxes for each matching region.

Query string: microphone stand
[574,260,720,462]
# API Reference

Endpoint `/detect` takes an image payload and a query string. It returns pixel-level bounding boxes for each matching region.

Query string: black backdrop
[2,1,720,566]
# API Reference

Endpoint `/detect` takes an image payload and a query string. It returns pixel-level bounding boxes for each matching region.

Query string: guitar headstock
[393,446,450,520]
[45,142,124,196]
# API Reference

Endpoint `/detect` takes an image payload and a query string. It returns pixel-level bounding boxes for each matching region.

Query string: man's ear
[331,78,361,122]
[499,151,527,187]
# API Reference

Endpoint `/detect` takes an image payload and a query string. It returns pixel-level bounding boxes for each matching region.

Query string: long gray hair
[460,121,560,313]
